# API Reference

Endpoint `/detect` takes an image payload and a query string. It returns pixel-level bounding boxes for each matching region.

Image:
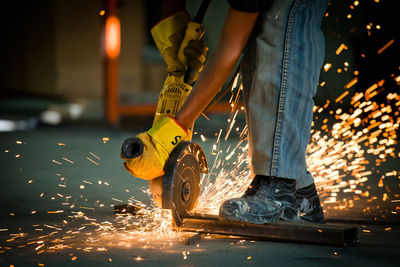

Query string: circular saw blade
[162,142,208,218]
[170,150,200,214]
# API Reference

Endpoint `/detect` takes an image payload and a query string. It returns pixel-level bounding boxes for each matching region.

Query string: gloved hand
[151,11,189,76]
[121,116,189,180]
[151,11,208,83]
[184,39,208,84]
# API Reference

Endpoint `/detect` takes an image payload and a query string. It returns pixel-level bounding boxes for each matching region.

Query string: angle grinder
[119,1,211,220]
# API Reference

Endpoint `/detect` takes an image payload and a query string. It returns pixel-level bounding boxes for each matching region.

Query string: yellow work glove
[151,11,189,76]
[121,116,189,180]
[151,11,208,83]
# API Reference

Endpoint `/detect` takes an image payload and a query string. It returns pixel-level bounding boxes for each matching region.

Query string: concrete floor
[1,216,399,266]
[0,116,399,266]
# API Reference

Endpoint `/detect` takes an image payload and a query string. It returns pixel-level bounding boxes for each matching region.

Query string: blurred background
[0,0,399,222]
[0,0,398,125]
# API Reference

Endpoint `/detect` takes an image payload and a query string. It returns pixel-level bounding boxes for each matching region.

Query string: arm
[175,7,259,129]
[121,6,259,181]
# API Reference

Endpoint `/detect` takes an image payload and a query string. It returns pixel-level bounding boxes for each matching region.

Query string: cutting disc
[162,142,208,217]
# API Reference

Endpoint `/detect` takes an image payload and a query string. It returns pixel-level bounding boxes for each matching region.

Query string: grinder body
[148,21,208,212]
[152,20,205,136]
[121,20,205,159]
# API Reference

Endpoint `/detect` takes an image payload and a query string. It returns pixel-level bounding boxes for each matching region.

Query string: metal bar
[176,214,359,247]
[105,59,119,125]
[103,0,120,126]
[118,104,156,115]
[118,102,238,116]
[185,233,204,245]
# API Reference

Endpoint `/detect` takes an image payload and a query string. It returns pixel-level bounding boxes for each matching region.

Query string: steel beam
[175,214,359,247]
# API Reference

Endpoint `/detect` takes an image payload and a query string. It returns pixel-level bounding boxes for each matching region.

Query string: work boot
[241,175,265,198]
[219,176,300,224]
[296,183,325,223]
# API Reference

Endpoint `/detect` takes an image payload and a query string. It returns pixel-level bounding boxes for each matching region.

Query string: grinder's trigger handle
[121,137,143,159]
[177,22,205,81]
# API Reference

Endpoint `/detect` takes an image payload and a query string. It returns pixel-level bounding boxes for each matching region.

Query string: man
[123,0,328,224]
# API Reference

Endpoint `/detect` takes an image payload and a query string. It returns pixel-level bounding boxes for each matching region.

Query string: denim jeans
[241,0,329,189]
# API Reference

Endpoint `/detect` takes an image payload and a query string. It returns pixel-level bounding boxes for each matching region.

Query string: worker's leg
[220,0,328,224]
[242,0,328,188]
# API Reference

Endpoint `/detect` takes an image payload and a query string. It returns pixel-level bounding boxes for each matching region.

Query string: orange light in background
[105,16,120,59]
